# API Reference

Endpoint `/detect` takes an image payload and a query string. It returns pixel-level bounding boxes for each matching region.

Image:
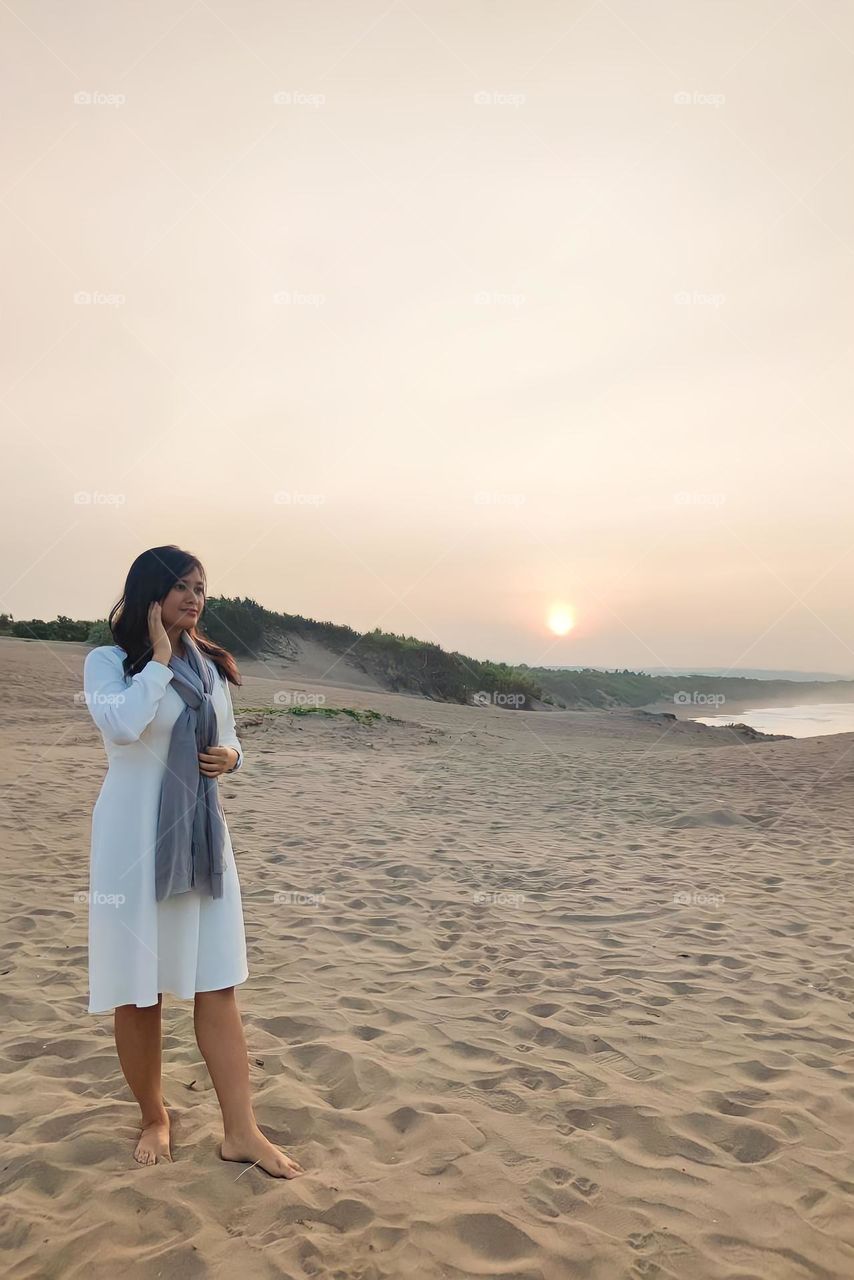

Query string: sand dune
[240,634,389,694]
[2,637,854,1279]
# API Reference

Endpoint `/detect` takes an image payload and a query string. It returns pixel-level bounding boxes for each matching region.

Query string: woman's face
[159,565,205,632]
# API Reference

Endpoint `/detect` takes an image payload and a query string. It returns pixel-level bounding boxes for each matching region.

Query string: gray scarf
[155,634,226,902]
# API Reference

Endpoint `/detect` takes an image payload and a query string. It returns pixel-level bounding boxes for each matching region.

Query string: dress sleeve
[218,673,244,772]
[83,646,174,746]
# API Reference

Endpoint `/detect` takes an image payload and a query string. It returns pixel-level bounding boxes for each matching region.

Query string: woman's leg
[114,994,172,1165]
[193,986,305,1178]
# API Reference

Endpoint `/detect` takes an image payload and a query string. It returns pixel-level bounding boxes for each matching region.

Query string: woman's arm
[218,674,244,772]
[83,646,173,746]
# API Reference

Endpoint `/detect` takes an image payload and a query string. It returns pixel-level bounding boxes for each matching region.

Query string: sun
[547,604,575,636]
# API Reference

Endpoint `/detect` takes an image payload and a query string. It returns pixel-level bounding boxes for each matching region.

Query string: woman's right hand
[148,602,172,667]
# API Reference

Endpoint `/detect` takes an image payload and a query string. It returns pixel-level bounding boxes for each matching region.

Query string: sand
[1,635,853,1280]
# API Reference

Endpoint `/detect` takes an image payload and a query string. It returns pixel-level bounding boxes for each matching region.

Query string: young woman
[84,545,304,1177]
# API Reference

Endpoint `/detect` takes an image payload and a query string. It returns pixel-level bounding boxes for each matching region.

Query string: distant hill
[46,599,543,708]
[196,597,544,705]
[544,664,852,683]
[4,602,854,711]
[526,665,854,710]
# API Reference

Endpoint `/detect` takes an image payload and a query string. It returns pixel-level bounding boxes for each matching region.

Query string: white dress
[83,645,249,1014]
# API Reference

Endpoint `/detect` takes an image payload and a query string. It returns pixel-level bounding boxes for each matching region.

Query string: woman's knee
[115,994,162,1013]
[194,986,235,1002]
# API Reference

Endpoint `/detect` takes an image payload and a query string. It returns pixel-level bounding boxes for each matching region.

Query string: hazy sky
[2,1,853,673]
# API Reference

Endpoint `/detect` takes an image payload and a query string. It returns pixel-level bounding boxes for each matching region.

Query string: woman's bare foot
[220,1125,305,1178]
[133,1107,172,1166]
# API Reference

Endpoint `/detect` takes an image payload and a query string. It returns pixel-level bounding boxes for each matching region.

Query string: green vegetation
[240,705,385,725]
[87,619,113,646]
[203,596,265,654]
[6,600,854,711]
[526,665,854,710]
[202,597,544,708]
[0,613,92,642]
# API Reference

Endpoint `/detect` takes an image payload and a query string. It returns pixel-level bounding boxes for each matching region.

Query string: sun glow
[547,605,575,636]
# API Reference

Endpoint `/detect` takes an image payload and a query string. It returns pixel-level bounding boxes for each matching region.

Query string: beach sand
[2,636,853,1279]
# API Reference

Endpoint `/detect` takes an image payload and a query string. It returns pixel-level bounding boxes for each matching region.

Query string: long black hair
[109,545,241,684]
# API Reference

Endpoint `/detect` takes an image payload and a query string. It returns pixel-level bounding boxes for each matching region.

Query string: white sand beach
[1,636,853,1279]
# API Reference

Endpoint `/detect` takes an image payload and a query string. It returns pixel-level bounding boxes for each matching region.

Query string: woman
[83,545,304,1177]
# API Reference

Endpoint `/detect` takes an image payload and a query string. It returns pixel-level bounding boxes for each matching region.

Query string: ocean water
[694,703,854,739]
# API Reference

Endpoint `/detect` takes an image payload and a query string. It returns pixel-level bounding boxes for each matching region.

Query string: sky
[2,0,853,675]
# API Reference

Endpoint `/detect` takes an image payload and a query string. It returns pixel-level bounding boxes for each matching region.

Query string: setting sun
[547,604,575,636]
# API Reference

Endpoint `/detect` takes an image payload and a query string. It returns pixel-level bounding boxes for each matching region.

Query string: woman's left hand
[199,746,239,777]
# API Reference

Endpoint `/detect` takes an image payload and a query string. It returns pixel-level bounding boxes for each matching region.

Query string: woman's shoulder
[84,644,127,672]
